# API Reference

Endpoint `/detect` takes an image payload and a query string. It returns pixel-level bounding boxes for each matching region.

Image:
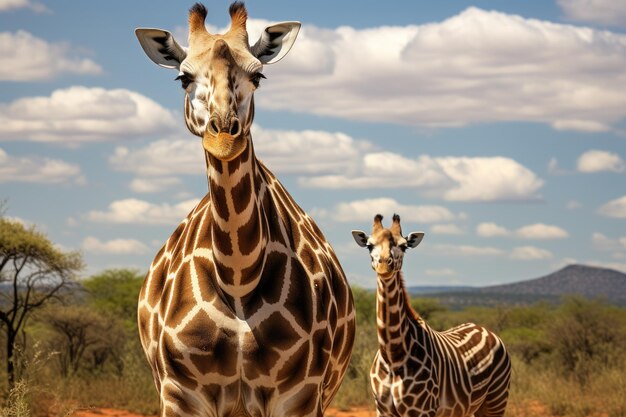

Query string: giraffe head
[135,2,300,161]
[352,214,424,279]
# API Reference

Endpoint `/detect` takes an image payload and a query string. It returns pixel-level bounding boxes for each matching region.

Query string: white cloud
[244,10,626,133]
[252,125,373,175]
[476,222,569,239]
[592,232,626,258]
[303,153,543,202]
[425,268,457,277]
[510,246,554,260]
[313,197,460,225]
[476,222,510,237]
[430,224,464,235]
[0,0,47,13]
[557,0,626,27]
[111,124,541,202]
[435,157,543,202]
[110,139,203,177]
[129,177,184,193]
[577,150,625,173]
[0,148,84,184]
[429,244,505,257]
[516,223,569,239]
[82,236,149,255]
[110,125,371,179]
[0,87,178,144]
[85,198,199,225]
[598,195,626,218]
[0,31,99,81]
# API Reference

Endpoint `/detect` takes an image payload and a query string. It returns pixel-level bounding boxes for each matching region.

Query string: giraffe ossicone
[353,214,511,417]
[135,4,355,417]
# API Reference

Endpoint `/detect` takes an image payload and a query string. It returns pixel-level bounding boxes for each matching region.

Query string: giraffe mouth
[375,266,396,279]
[202,132,247,161]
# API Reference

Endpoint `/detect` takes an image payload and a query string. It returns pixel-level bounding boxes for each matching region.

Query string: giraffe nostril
[229,118,241,136]
[208,117,220,135]
[387,258,393,266]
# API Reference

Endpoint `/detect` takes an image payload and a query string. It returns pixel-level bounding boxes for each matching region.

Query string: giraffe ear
[135,28,187,69]
[251,21,301,64]
[406,232,425,248]
[351,230,369,248]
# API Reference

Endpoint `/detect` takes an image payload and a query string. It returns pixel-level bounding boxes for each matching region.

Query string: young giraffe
[134,4,355,417]
[352,214,511,417]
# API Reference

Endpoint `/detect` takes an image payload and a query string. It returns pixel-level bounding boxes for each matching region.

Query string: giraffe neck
[376,271,423,365]
[205,134,269,299]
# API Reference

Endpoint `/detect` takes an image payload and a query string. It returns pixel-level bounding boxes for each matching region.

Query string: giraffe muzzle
[202,130,247,161]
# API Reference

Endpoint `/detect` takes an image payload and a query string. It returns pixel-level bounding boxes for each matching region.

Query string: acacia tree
[0,216,83,387]
[42,305,126,377]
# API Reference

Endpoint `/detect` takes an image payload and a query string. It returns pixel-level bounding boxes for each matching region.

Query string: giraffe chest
[146,248,336,390]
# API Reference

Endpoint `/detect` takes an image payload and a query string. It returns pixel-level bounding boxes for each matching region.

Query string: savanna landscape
[1,215,625,417]
[2,1,626,417]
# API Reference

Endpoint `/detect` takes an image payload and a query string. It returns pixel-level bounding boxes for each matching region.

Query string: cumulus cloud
[302,153,543,202]
[110,139,203,177]
[476,222,569,239]
[510,246,554,260]
[0,87,178,144]
[0,148,84,184]
[476,222,510,237]
[430,224,465,235]
[592,232,626,258]
[85,198,199,225]
[598,195,626,218]
[516,223,570,239]
[577,150,625,173]
[0,31,99,81]
[231,10,626,133]
[110,123,542,202]
[313,197,460,225]
[252,125,373,175]
[83,236,149,255]
[0,0,47,12]
[429,244,505,257]
[557,0,626,27]
[129,177,184,193]
[109,125,371,179]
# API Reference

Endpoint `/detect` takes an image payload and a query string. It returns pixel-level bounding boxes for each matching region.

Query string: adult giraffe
[135,4,355,417]
[352,214,511,417]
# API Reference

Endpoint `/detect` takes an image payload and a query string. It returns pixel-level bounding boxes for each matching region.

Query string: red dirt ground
[72,407,377,417]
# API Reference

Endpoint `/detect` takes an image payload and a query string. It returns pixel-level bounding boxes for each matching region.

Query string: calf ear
[135,28,187,69]
[251,21,301,64]
[406,232,425,248]
[351,231,369,248]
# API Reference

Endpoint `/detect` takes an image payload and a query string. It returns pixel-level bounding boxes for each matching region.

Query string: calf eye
[175,71,194,90]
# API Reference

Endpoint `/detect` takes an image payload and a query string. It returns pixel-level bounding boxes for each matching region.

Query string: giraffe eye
[250,72,266,88]
[366,243,374,251]
[175,72,194,90]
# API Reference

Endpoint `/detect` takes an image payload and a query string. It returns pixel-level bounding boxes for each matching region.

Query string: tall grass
[2,293,625,417]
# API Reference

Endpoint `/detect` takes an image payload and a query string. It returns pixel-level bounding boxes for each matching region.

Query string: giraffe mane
[398,271,422,322]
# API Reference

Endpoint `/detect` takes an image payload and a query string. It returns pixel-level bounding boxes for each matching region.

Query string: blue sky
[1,0,625,287]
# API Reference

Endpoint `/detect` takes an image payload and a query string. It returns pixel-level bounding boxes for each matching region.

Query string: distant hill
[479,264,626,303]
[406,285,474,295]
[427,264,626,308]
